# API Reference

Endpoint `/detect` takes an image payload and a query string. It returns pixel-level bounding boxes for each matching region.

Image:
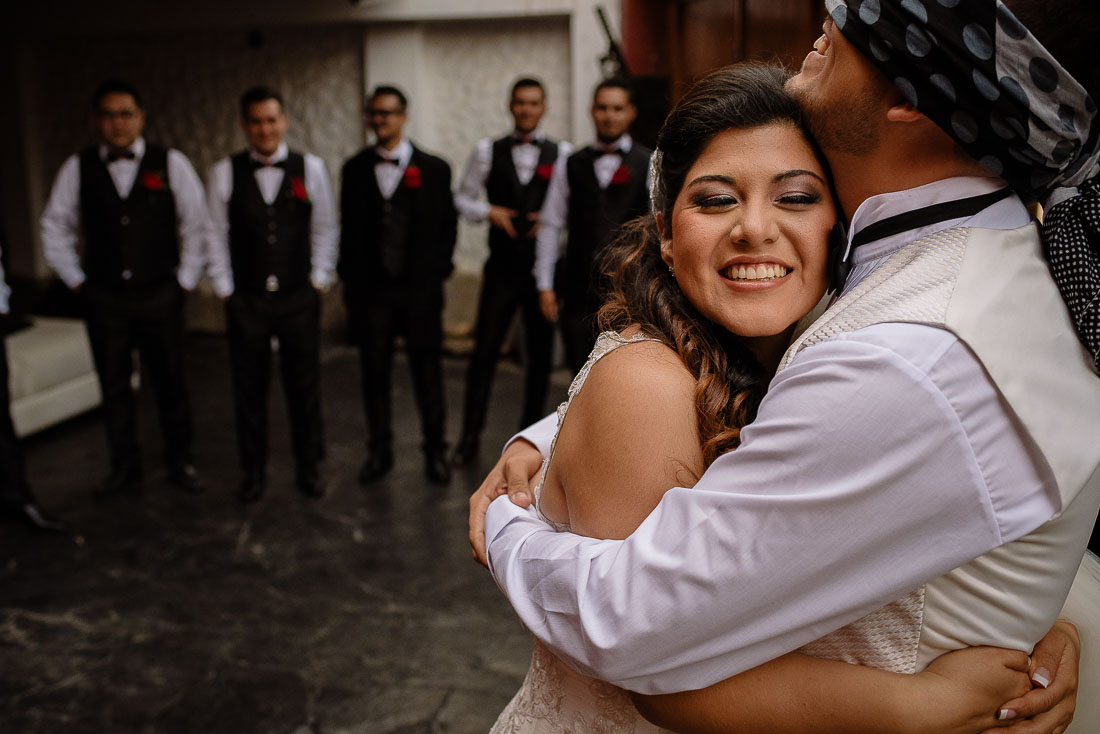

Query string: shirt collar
[511,128,545,144]
[99,137,146,162]
[592,134,632,154]
[846,176,1030,266]
[249,141,288,167]
[374,138,412,166]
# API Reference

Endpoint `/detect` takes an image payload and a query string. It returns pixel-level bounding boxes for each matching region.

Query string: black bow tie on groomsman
[250,158,287,170]
[510,133,535,146]
[374,151,400,166]
[592,142,626,156]
[106,149,136,162]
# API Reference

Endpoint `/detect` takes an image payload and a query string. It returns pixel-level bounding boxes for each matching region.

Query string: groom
[470,0,1100,703]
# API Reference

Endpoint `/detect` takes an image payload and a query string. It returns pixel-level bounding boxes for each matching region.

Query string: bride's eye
[692,193,737,209]
[777,192,821,206]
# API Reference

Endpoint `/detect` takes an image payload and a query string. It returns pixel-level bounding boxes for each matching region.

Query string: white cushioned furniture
[5,317,100,437]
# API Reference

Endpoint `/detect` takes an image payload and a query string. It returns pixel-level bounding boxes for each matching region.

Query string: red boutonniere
[403,166,422,189]
[610,165,630,186]
[536,163,554,181]
[142,171,168,191]
[289,176,309,201]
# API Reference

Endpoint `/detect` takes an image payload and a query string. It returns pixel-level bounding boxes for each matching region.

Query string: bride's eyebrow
[686,174,735,187]
[774,169,826,184]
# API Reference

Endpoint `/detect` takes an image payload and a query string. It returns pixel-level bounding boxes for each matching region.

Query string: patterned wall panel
[29,25,364,213]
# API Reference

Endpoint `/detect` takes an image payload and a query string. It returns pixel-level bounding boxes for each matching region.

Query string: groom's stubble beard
[789,83,882,158]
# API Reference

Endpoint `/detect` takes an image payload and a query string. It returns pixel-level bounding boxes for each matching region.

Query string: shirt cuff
[311,269,333,289]
[485,494,543,572]
[213,277,234,299]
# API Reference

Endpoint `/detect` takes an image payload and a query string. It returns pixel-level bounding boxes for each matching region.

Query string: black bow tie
[511,134,535,146]
[250,159,286,170]
[106,150,136,162]
[592,143,625,156]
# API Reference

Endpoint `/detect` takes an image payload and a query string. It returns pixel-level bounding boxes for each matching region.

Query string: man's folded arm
[486,325,1060,694]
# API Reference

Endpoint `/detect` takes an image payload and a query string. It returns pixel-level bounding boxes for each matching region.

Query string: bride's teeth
[724,264,788,280]
[737,266,747,279]
[745,265,758,279]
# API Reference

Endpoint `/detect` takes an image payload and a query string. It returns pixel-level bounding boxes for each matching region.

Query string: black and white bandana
[826,0,1100,362]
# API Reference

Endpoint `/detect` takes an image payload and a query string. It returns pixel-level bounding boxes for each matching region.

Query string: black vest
[374,165,416,279]
[485,136,559,267]
[228,151,313,294]
[563,144,652,303]
[79,145,179,287]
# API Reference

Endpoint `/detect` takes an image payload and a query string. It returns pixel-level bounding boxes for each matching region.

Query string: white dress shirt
[0,244,9,315]
[485,177,1059,694]
[453,130,574,223]
[205,141,338,297]
[371,138,413,200]
[533,134,646,291]
[40,138,209,291]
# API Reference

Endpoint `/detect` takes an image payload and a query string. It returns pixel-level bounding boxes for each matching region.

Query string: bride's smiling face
[660,122,835,352]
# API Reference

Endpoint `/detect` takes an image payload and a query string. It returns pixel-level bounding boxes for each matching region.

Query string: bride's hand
[468,439,544,566]
[979,620,1080,734]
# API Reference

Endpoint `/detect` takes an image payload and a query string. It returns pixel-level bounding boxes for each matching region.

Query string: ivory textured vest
[779,224,1100,675]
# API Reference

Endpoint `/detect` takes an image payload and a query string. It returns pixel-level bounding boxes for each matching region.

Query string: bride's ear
[656,213,674,267]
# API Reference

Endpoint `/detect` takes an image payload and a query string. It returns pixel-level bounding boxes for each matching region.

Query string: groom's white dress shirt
[484,176,1066,694]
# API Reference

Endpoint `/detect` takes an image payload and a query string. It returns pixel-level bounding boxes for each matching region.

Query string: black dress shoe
[167,463,204,494]
[425,450,452,485]
[450,435,479,468]
[297,472,326,498]
[93,463,141,498]
[238,474,265,504]
[4,500,66,532]
[358,450,394,484]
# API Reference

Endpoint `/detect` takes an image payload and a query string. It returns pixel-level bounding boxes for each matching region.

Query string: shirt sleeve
[453,138,492,223]
[168,150,211,291]
[40,155,86,290]
[305,154,339,289]
[204,159,235,298]
[534,153,570,291]
[485,324,1059,694]
[505,412,557,455]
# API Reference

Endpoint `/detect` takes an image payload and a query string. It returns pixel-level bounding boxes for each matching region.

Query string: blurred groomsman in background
[0,242,64,530]
[451,78,572,467]
[339,86,457,486]
[534,78,652,374]
[206,86,337,503]
[41,79,208,497]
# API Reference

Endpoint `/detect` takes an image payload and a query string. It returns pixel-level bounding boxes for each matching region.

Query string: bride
[486,64,1086,734]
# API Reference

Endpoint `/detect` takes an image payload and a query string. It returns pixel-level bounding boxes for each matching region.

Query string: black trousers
[460,256,554,437]
[0,326,30,505]
[83,280,193,472]
[351,282,446,452]
[226,287,323,479]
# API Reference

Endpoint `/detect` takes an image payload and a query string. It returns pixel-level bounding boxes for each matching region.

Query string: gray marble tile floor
[2,334,568,733]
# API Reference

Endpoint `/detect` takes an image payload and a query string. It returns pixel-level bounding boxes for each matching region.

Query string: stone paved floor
[2,334,568,733]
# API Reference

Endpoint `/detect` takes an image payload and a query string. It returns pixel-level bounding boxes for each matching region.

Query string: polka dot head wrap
[826,0,1100,361]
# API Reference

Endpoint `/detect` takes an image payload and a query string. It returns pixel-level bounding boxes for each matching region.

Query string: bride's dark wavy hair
[598,64,828,467]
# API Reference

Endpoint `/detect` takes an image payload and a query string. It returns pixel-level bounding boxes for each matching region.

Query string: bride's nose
[729,200,779,248]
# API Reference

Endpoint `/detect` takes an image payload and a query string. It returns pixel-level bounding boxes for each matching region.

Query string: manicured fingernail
[514,492,529,502]
[1032,667,1051,689]
[997,709,1017,721]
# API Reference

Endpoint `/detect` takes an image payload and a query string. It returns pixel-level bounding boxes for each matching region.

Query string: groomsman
[0,243,64,530]
[451,78,572,466]
[534,78,652,373]
[339,86,457,485]
[206,86,337,503]
[41,79,208,496]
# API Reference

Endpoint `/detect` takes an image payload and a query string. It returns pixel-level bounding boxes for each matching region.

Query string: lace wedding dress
[490,332,675,734]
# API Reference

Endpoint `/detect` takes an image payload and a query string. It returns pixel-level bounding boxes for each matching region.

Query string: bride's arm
[555,342,1071,734]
